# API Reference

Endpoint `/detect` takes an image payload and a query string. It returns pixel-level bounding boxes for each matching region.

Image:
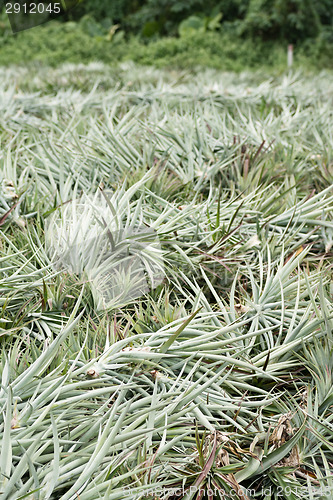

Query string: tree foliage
[242,0,321,42]
[72,0,332,42]
[0,0,332,43]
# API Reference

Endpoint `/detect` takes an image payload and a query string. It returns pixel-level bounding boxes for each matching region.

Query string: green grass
[0,63,332,499]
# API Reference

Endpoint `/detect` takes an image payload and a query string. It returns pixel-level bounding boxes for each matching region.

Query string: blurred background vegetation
[0,0,332,69]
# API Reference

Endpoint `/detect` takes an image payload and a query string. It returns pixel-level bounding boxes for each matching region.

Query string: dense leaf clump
[0,64,332,499]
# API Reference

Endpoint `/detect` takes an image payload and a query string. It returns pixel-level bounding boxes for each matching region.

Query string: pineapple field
[0,63,332,499]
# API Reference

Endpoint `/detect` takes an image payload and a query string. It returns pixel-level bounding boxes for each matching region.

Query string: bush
[0,21,331,71]
[0,21,118,66]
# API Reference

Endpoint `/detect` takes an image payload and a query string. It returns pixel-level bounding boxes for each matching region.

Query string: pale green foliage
[0,64,332,499]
